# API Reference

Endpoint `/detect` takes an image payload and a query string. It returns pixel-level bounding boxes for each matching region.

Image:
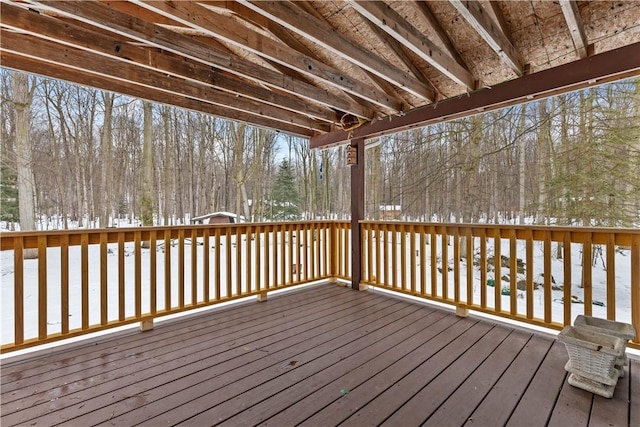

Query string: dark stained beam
[133,0,401,113]
[450,0,524,76]
[0,2,336,124]
[0,30,330,133]
[351,1,475,90]
[239,0,436,102]
[350,138,365,291]
[310,42,640,148]
[0,51,317,137]
[32,0,372,119]
[559,0,589,59]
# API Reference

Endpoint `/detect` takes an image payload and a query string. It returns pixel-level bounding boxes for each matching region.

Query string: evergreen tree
[267,159,301,221]
[0,162,19,223]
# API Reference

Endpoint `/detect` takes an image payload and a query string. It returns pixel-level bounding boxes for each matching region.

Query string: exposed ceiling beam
[486,1,514,44]
[364,20,438,97]
[210,1,384,115]
[449,0,524,76]
[287,0,413,110]
[0,51,316,137]
[132,0,401,113]
[31,0,372,119]
[310,42,640,148]
[559,0,589,59]
[350,1,475,90]
[238,0,436,102]
[413,1,467,69]
[0,2,336,124]
[0,30,330,133]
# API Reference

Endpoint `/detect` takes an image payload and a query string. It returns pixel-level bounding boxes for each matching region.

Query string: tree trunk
[11,71,37,258]
[140,101,155,244]
[100,91,114,227]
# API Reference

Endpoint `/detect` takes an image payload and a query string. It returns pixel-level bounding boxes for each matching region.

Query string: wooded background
[1,70,639,230]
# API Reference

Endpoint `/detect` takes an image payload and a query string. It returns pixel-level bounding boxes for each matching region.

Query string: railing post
[350,137,365,290]
[140,319,154,331]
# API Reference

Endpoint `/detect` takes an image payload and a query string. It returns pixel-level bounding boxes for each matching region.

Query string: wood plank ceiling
[1,1,639,139]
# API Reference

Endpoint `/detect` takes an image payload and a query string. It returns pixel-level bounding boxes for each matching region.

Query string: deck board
[423,331,531,426]
[465,335,554,426]
[506,340,569,426]
[631,361,640,427]
[589,366,629,427]
[1,284,637,427]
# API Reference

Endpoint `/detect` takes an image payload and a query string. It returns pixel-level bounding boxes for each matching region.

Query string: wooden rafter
[132,0,401,113]
[0,2,336,124]
[449,0,524,76]
[0,51,316,137]
[559,0,589,59]
[0,29,330,133]
[288,0,413,110]
[238,0,436,102]
[364,20,437,95]
[32,0,371,120]
[413,1,467,68]
[351,1,475,90]
[486,1,514,44]
[217,1,385,116]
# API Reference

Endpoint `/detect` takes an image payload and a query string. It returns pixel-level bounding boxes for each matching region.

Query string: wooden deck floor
[1,284,638,427]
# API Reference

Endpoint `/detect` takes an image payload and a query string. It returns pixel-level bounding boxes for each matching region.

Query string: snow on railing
[360,222,640,349]
[0,221,343,353]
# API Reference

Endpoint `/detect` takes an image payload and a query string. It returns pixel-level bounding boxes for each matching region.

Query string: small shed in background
[191,212,244,225]
[379,205,402,220]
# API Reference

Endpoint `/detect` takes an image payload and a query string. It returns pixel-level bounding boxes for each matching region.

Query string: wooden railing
[3,220,637,352]
[0,221,345,353]
[360,222,640,349]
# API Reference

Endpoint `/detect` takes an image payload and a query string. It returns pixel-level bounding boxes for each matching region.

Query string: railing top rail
[359,220,640,234]
[0,220,347,237]
[0,221,349,251]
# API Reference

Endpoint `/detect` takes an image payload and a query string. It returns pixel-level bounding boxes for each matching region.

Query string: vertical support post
[351,138,365,290]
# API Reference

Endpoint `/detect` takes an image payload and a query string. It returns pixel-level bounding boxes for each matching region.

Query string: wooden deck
[1,284,638,427]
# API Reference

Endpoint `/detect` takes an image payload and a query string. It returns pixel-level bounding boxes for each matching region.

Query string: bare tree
[10,71,37,257]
